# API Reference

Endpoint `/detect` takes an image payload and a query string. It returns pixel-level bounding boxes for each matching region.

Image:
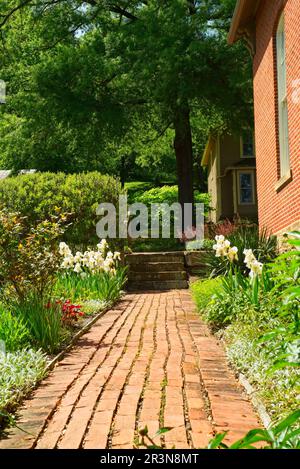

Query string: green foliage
[128,238,184,253]
[194,232,300,421]
[137,411,300,449]
[55,268,127,305]
[125,182,156,204]
[0,349,46,417]
[206,224,278,276]
[224,321,299,421]
[193,267,274,329]
[205,287,248,329]
[0,208,65,300]
[208,410,300,449]
[0,0,252,191]
[12,292,67,354]
[0,304,30,352]
[259,235,300,371]
[81,300,107,316]
[0,172,122,246]
[137,185,210,212]
[191,277,223,312]
[126,185,210,251]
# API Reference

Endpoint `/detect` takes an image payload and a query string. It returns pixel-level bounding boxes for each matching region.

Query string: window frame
[237,170,255,206]
[276,12,290,179]
[240,133,255,159]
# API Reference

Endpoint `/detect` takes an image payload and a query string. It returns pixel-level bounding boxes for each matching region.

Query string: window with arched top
[276,12,290,178]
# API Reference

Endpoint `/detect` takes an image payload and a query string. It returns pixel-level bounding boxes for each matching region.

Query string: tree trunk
[120,155,126,188]
[173,105,194,232]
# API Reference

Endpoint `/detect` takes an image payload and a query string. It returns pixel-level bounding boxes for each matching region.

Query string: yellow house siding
[207,140,219,223]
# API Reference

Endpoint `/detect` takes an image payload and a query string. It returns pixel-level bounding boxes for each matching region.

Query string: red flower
[60,299,85,324]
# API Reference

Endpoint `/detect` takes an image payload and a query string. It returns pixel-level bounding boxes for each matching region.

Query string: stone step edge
[127,280,189,290]
[128,263,185,273]
[128,271,188,278]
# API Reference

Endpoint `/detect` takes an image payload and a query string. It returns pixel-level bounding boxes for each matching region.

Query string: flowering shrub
[213,235,264,279]
[56,239,126,304]
[193,231,299,423]
[213,235,239,262]
[59,239,121,276]
[206,224,277,276]
[0,209,66,300]
[45,299,85,326]
[243,248,263,277]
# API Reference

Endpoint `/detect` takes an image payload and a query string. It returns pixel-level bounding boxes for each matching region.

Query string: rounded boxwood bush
[0,172,123,246]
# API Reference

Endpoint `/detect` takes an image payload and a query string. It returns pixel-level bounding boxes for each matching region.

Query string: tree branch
[0,0,138,30]
[0,0,33,28]
[108,3,138,21]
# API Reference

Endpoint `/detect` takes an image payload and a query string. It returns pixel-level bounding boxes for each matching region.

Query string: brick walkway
[0,291,260,449]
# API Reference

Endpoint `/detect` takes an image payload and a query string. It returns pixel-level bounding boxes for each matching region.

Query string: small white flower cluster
[59,239,121,275]
[213,235,239,262]
[213,236,264,278]
[243,249,263,278]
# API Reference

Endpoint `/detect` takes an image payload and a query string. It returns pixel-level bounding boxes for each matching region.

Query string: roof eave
[228,0,260,46]
[201,136,216,167]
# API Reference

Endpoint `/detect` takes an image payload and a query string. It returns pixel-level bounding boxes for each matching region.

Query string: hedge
[0,172,123,246]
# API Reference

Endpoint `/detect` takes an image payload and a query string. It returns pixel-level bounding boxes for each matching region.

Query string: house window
[241,132,255,158]
[238,171,255,205]
[276,13,290,178]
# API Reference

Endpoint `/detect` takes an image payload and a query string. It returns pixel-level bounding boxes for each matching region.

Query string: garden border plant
[0,206,127,428]
[191,229,300,432]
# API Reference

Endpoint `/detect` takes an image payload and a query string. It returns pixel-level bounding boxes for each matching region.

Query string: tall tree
[0,1,252,213]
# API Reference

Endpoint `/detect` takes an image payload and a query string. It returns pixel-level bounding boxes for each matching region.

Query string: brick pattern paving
[0,291,260,449]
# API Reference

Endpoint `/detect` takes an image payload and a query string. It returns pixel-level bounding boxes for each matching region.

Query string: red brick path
[0,291,260,449]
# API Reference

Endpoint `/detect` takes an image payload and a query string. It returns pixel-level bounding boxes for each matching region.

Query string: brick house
[202,133,258,223]
[228,0,300,237]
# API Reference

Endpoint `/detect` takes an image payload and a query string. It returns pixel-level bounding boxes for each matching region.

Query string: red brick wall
[253,0,300,234]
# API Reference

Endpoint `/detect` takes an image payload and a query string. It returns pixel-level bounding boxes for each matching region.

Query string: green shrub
[191,277,223,311]
[129,237,184,252]
[0,208,64,300]
[260,234,300,371]
[125,181,155,204]
[0,305,30,352]
[0,172,123,246]
[0,349,46,417]
[136,185,210,214]
[125,185,210,252]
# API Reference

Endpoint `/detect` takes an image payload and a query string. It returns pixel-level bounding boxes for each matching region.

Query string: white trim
[216,136,222,221]
[233,170,238,213]
[237,170,255,205]
[276,12,290,178]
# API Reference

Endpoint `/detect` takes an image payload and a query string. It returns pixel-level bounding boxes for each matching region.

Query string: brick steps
[127,251,185,264]
[126,251,188,290]
[128,261,184,272]
[129,271,187,281]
